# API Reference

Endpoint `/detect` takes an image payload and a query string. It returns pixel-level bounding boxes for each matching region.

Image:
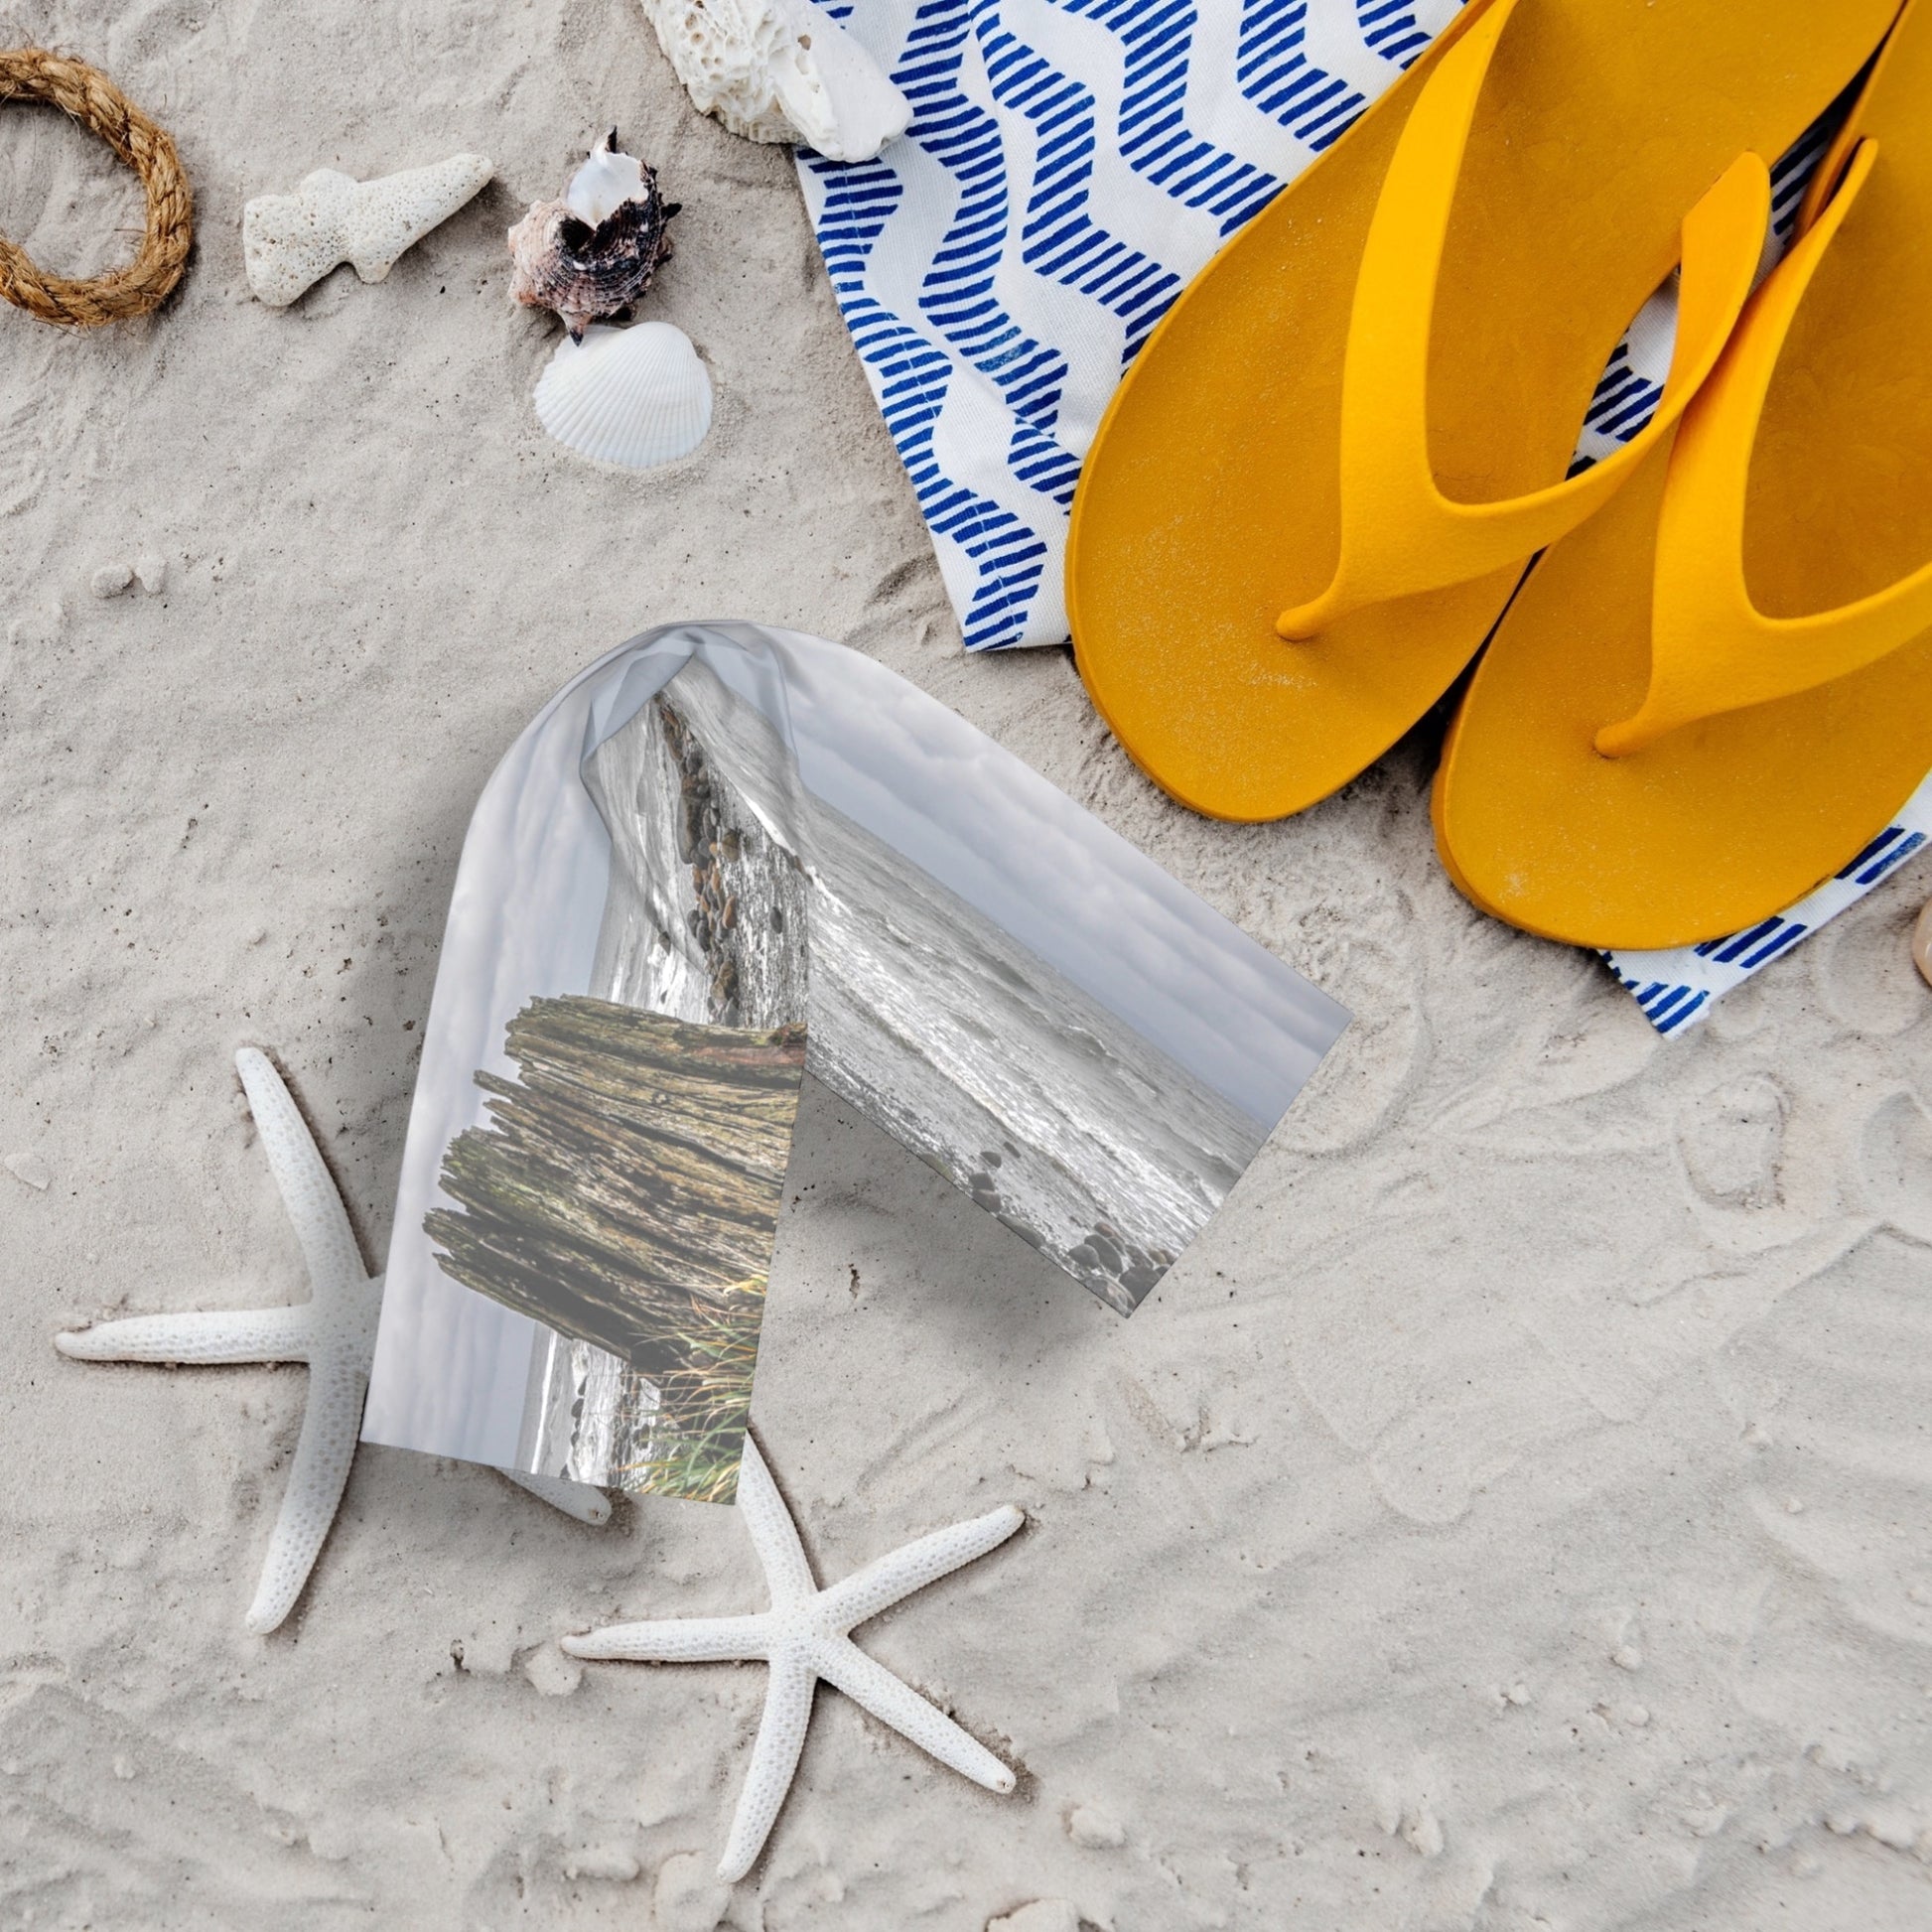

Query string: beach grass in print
[425,997,804,1504]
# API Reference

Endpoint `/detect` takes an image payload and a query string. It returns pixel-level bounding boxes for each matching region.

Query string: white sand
[6,4,1932,1925]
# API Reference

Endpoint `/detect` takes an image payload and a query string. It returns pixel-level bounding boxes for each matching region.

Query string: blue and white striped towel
[794,5,1932,1032]
[795,0,1466,653]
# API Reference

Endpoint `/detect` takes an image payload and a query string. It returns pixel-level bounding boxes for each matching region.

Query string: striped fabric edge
[1603,773,1932,1035]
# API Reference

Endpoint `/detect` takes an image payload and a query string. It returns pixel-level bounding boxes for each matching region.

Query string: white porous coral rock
[641,0,912,162]
[243,153,494,307]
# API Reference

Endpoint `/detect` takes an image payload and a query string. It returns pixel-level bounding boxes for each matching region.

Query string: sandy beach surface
[6,3,1932,1926]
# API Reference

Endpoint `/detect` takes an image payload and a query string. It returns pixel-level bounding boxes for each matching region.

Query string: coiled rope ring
[0,48,193,326]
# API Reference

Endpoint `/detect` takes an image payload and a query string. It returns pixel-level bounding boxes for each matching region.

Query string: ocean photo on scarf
[362,623,1348,1502]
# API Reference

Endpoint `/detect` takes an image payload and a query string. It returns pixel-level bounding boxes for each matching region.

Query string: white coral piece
[243,153,494,307]
[641,0,912,162]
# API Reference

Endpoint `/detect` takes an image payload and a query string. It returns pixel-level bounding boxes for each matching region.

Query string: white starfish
[563,1432,1023,1881]
[55,1046,608,1633]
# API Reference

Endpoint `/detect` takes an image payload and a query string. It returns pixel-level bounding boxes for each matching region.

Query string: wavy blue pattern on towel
[911,7,1071,426]
[1238,0,1367,151]
[1356,0,1433,65]
[796,0,1464,649]
[1060,0,1282,228]
[805,141,1052,645]
[985,7,1182,362]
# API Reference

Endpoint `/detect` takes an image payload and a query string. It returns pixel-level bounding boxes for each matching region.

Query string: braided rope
[0,48,192,326]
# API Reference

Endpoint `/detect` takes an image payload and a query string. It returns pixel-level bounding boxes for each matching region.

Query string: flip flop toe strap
[1596,141,1932,757]
[1276,0,1769,641]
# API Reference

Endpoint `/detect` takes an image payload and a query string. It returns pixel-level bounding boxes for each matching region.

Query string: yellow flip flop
[1064,0,1899,822]
[1435,0,1932,950]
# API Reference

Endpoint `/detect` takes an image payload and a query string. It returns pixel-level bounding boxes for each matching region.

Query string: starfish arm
[717,1649,816,1884]
[819,1504,1025,1630]
[244,1349,369,1634]
[812,1638,1016,1794]
[737,1435,817,1607]
[499,1467,611,1524]
[561,1612,771,1662]
[236,1048,368,1303]
[55,1304,315,1365]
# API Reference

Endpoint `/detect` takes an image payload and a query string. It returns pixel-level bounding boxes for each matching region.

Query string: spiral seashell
[533,321,713,470]
[507,131,679,340]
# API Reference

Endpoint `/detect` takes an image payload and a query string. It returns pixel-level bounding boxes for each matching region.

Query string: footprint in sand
[1814,897,1929,1037]
[1857,1089,1932,1242]
[1725,1234,1932,1763]
[1678,1074,1789,1212]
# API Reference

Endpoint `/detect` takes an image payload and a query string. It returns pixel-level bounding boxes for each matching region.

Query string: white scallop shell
[533,321,713,470]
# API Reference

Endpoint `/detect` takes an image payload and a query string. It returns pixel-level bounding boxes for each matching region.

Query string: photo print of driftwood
[425,997,805,1502]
